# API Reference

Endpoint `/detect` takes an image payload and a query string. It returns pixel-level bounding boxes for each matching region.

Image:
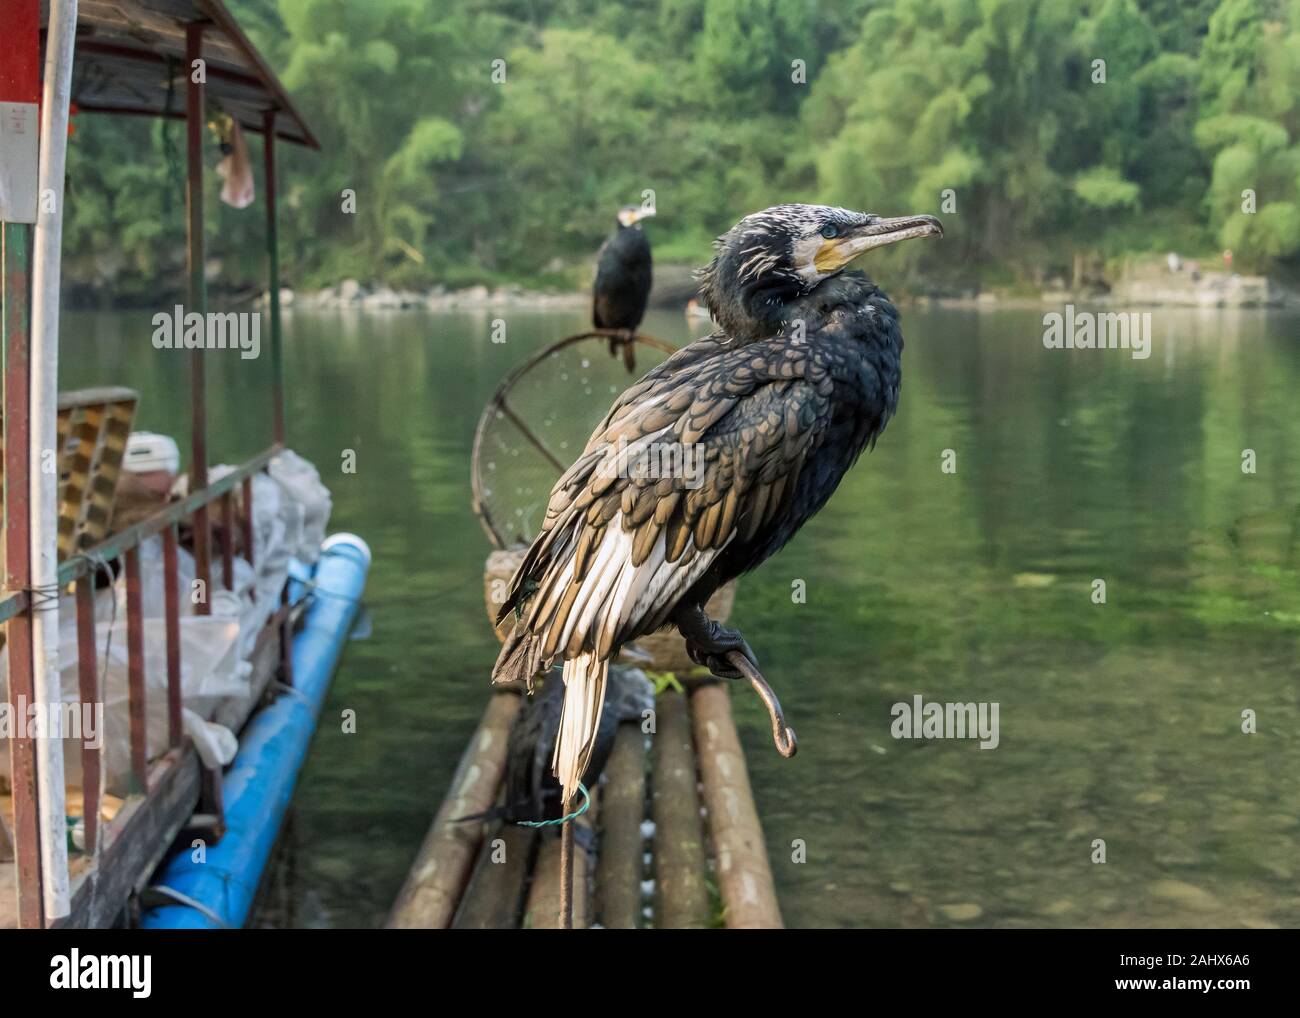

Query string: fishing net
[471,331,678,550]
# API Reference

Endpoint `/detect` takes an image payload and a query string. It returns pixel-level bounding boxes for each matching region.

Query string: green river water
[63,303,1300,928]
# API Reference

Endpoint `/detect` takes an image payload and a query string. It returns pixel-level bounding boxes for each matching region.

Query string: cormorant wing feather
[497,331,836,667]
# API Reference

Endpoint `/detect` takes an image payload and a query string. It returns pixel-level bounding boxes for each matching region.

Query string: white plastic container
[124,431,181,495]
[123,431,181,475]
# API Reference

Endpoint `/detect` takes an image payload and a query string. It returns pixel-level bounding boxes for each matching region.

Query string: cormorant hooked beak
[617,206,655,228]
[814,214,943,273]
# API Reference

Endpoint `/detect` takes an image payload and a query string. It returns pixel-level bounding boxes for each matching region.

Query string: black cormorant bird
[593,205,655,369]
[494,203,942,799]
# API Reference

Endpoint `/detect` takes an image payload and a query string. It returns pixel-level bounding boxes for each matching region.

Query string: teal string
[515,783,590,828]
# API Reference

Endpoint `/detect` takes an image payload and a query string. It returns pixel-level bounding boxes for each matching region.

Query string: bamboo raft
[387,681,783,929]
[387,557,784,929]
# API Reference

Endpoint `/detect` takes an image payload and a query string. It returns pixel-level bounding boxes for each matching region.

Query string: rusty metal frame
[73,577,99,856]
[0,445,281,628]
[162,524,183,748]
[186,21,212,617]
[0,447,277,925]
[3,221,44,929]
[5,0,314,929]
[38,3,321,150]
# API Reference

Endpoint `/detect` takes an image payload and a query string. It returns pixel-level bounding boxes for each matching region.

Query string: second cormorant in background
[593,205,655,369]
[496,203,942,801]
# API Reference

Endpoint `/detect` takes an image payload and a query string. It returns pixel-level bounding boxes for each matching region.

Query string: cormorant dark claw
[675,604,759,680]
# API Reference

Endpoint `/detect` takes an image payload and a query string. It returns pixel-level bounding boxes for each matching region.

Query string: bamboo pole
[28,0,78,920]
[262,109,285,446]
[452,823,537,929]
[651,690,710,928]
[386,692,521,928]
[691,682,784,929]
[593,723,646,928]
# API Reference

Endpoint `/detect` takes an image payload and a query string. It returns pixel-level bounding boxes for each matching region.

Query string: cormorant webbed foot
[606,329,637,371]
[675,603,759,680]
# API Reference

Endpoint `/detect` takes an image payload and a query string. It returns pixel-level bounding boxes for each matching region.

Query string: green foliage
[693,0,817,112]
[480,28,669,263]
[1073,167,1141,209]
[1195,0,1300,268]
[1223,201,1300,258]
[58,0,1300,296]
[1199,0,1269,114]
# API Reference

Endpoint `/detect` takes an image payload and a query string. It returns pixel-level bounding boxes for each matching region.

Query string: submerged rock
[1150,879,1219,912]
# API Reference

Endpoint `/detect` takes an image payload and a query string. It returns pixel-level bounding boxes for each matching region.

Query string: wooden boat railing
[1,444,291,928]
[3,0,321,928]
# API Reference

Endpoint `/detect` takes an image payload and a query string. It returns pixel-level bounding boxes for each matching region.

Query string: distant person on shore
[1167,252,1182,274]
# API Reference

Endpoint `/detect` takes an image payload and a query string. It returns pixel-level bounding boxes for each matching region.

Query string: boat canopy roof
[41,0,318,148]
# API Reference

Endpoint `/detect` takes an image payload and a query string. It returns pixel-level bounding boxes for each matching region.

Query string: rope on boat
[147,884,230,928]
[271,680,311,706]
[23,582,61,611]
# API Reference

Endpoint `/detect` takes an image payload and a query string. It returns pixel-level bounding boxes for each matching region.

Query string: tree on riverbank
[60,0,1300,301]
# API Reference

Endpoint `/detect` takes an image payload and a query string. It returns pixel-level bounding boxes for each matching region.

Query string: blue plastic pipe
[140,532,371,928]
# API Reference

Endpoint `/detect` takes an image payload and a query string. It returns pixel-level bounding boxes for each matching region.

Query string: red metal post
[186,22,212,615]
[241,475,255,570]
[2,221,43,927]
[74,578,100,856]
[220,489,234,589]
[124,547,149,792]
[263,110,285,446]
[162,524,183,749]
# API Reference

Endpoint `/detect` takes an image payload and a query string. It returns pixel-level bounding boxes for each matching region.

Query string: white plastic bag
[267,450,332,564]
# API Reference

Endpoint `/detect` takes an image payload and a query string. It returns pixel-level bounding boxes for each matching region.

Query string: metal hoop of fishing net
[471,330,678,551]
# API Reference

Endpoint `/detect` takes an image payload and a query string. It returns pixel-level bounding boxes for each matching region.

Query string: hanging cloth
[216,117,255,209]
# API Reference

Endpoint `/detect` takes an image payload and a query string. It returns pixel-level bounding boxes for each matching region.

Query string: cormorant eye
[820,224,839,240]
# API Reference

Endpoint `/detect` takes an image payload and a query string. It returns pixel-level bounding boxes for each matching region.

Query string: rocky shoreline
[269,266,1300,314]
[275,278,589,311]
[924,268,1300,310]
